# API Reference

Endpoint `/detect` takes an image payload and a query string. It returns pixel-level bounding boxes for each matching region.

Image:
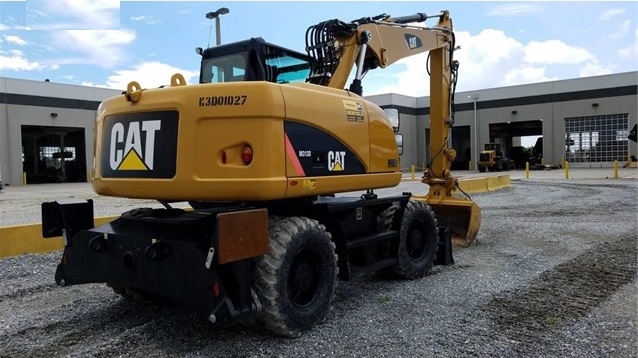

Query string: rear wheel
[255,216,337,337]
[393,200,439,279]
[478,165,486,172]
[377,203,400,232]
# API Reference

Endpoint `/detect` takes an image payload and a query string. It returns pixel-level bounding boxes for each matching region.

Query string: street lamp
[206,7,229,46]
[468,94,479,170]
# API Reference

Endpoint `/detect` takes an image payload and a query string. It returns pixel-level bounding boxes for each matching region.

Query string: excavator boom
[305,11,480,245]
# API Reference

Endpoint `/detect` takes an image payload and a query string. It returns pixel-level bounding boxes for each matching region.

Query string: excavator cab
[197,38,312,84]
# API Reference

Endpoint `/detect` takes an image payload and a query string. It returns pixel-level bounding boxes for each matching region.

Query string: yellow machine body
[92,81,401,201]
[92,10,480,245]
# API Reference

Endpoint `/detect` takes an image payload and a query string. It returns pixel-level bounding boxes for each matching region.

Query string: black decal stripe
[379,85,637,115]
[284,121,366,176]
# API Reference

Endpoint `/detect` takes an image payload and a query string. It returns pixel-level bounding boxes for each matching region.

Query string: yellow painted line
[0,216,116,259]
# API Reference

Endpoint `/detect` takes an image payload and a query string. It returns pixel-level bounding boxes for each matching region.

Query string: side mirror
[383,108,400,133]
[395,134,403,155]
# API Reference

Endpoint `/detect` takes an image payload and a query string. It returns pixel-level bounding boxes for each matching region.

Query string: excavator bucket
[412,194,481,247]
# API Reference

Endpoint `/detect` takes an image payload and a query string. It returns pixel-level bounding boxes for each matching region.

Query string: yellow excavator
[42,10,480,337]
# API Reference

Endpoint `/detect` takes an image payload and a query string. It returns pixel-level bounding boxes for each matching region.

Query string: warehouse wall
[369,71,637,170]
[1,72,636,186]
[0,77,120,186]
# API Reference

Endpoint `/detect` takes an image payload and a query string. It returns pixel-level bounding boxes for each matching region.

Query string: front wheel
[255,216,337,337]
[393,200,439,279]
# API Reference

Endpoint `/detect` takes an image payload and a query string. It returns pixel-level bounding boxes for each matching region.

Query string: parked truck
[477,143,514,172]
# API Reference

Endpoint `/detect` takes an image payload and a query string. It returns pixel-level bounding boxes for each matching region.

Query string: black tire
[478,165,486,172]
[393,200,439,280]
[255,216,337,337]
[377,203,400,232]
[503,160,510,171]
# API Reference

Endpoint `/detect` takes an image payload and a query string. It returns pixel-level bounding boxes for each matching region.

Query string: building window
[40,146,76,168]
[565,114,629,163]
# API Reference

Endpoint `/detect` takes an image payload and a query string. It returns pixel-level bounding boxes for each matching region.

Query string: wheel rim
[407,223,427,261]
[288,248,322,309]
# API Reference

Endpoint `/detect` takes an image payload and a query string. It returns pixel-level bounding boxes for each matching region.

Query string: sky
[0,0,636,98]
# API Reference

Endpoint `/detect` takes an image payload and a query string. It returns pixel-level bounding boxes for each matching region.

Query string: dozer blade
[412,195,481,247]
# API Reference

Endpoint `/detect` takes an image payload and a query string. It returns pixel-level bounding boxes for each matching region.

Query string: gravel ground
[0,177,637,357]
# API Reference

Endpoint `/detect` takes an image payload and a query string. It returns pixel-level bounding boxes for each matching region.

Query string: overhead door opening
[489,120,543,168]
[21,125,87,184]
[565,114,629,167]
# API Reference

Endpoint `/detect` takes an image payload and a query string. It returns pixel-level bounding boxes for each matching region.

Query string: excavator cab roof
[199,37,312,84]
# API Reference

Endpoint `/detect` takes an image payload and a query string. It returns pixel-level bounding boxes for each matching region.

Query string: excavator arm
[305,11,480,246]
[306,12,453,91]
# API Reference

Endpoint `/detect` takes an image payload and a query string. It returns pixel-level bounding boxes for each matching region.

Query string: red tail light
[241,145,253,165]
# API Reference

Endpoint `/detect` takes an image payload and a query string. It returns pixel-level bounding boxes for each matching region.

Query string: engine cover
[92,81,401,201]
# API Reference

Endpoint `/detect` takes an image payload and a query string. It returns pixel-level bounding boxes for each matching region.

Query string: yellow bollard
[564,161,570,179]
[411,165,415,181]
[525,162,529,179]
[614,160,618,179]
[23,172,27,186]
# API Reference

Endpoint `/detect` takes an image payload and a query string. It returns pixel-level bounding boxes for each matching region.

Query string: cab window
[266,55,310,83]
[201,53,247,83]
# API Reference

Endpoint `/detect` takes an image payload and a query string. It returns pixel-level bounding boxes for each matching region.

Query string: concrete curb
[457,175,511,193]
[0,216,116,259]
[0,175,512,260]
[402,174,512,194]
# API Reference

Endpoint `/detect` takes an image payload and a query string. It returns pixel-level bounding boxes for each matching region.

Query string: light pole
[468,94,479,170]
[206,7,229,46]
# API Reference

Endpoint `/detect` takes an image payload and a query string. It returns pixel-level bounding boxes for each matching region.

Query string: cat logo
[101,110,178,179]
[328,151,345,171]
[109,120,160,171]
[405,34,422,50]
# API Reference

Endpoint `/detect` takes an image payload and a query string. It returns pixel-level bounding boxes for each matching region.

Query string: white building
[368,71,637,171]
[0,72,636,186]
